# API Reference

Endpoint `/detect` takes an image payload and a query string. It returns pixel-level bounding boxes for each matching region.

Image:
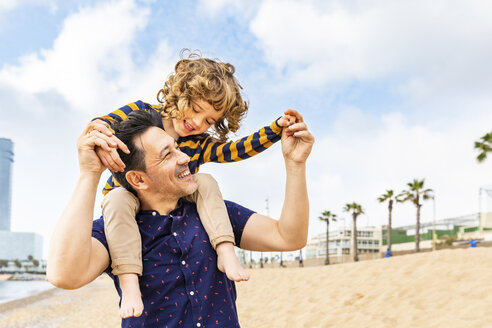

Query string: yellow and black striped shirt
[94,100,283,195]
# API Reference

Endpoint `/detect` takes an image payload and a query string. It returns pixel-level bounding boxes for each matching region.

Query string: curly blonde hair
[156,51,249,141]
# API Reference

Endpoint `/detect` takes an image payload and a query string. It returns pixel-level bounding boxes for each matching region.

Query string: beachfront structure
[0,231,43,260]
[0,259,47,273]
[0,138,14,231]
[382,213,492,251]
[305,226,381,259]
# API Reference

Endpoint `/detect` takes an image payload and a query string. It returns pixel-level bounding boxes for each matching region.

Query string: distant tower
[0,138,14,231]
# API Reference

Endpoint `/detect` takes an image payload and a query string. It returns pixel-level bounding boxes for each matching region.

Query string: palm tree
[377,190,400,255]
[475,132,492,162]
[399,179,433,252]
[343,203,364,262]
[318,211,337,265]
[14,259,22,269]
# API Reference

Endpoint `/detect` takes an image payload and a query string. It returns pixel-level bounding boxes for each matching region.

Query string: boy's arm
[179,110,298,170]
[92,100,161,126]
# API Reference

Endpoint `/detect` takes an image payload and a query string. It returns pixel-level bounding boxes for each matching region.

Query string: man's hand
[78,123,114,175]
[84,120,130,172]
[280,109,314,165]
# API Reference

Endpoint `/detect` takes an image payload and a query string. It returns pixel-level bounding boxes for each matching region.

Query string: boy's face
[172,98,224,137]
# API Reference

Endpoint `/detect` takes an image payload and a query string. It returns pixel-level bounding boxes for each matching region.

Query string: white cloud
[0,0,177,258]
[0,0,57,16]
[197,0,241,15]
[250,0,492,100]
[2,0,492,259]
[0,0,18,13]
[0,0,175,115]
[196,0,260,21]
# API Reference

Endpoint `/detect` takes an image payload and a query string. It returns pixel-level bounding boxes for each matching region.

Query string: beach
[1,247,491,327]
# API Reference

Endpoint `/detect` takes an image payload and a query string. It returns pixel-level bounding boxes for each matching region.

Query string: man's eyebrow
[159,144,170,157]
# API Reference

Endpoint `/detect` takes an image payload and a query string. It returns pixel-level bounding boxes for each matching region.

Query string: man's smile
[176,167,192,179]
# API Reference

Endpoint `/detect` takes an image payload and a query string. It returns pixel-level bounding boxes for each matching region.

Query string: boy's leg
[102,187,144,318]
[193,173,249,282]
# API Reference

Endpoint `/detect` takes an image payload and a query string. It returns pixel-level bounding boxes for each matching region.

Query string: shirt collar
[137,199,190,218]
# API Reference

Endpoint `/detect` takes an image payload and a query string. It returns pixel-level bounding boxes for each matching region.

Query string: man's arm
[47,127,113,289]
[240,110,314,251]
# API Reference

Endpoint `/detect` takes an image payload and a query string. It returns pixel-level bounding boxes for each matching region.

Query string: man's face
[138,127,198,198]
[172,98,224,137]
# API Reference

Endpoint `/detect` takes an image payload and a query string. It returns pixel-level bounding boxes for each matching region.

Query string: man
[48,109,314,327]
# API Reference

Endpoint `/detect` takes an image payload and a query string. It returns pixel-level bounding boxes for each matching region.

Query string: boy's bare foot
[119,273,144,318]
[216,242,250,282]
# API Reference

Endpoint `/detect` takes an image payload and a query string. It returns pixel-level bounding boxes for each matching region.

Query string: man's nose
[176,150,190,165]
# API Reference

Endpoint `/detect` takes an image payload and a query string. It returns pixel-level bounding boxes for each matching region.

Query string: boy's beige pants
[102,173,235,276]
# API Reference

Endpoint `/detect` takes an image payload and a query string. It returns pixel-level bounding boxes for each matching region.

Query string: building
[381,213,492,251]
[0,231,43,260]
[0,138,14,231]
[306,226,381,259]
[0,138,44,261]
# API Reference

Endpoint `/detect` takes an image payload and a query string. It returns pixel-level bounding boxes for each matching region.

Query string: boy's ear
[125,170,150,191]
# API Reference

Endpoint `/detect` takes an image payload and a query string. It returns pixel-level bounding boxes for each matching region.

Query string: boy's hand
[84,120,130,172]
[277,109,304,129]
[86,119,115,137]
[95,147,126,172]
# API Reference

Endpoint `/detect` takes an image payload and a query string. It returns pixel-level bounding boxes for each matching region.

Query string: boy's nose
[192,116,204,128]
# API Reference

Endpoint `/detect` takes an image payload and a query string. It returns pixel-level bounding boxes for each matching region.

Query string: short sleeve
[224,200,255,247]
[91,217,112,274]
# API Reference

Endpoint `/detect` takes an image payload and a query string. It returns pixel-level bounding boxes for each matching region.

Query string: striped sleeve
[178,118,283,173]
[93,101,161,195]
[102,176,122,196]
[92,100,161,126]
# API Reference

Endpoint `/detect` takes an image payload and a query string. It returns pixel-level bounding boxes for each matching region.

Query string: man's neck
[139,193,180,215]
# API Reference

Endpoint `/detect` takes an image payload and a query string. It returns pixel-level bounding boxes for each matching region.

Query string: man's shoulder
[223,200,256,246]
[91,217,107,246]
[224,200,255,218]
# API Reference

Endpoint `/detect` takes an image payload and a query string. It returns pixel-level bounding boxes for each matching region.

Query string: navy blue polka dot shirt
[92,200,254,328]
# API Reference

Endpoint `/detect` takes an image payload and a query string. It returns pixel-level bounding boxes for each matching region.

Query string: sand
[1,247,491,327]
[0,275,120,328]
[0,274,12,281]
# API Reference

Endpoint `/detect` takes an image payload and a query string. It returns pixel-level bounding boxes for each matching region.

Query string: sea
[0,280,54,304]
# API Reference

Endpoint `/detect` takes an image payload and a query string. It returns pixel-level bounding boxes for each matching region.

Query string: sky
[1,0,492,259]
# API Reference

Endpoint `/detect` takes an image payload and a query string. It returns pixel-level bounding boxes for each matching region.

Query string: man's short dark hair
[111,110,162,195]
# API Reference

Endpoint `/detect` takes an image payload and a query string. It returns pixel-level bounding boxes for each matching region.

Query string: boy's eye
[206,120,214,125]
[192,106,199,113]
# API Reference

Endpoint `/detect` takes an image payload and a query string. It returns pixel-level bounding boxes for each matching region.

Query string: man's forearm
[47,172,101,287]
[278,161,309,249]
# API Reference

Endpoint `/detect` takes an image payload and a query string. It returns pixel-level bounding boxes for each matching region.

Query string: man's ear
[125,170,150,191]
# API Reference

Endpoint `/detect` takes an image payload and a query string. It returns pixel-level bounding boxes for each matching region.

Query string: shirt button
[189,291,194,295]
[196,323,201,327]
[152,211,157,216]
[173,232,177,237]
[181,260,186,265]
